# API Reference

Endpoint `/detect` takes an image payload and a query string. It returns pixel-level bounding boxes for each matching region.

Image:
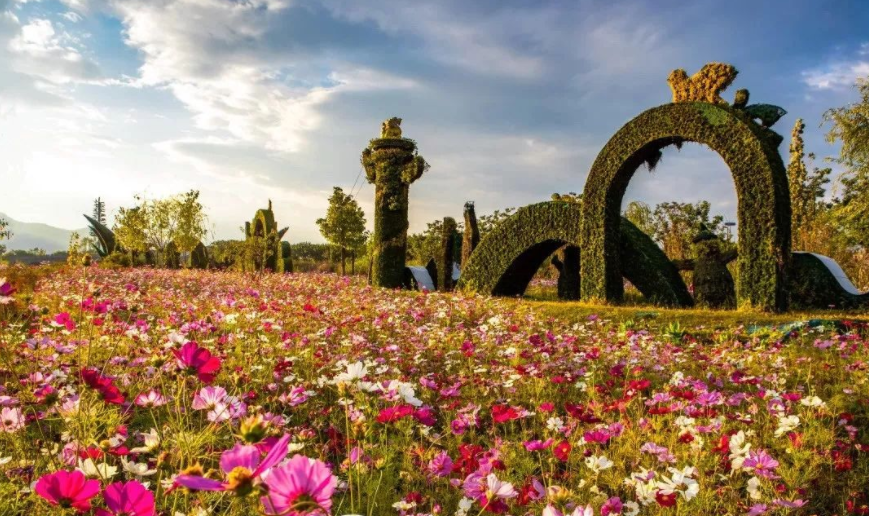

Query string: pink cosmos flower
[176,434,291,495]
[543,504,593,516]
[1,406,25,432]
[428,450,453,477]
[53,312,76,331]
[260,454,337,515]
[463,472,517,512]
[34,470,101,512]
[94,480,155,516]
[134,390,167,408]
[173,341,221,383]
[743,449,780,479]
[601,496,623,515]
[0,278,15,304]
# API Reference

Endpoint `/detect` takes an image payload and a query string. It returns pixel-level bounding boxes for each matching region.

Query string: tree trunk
[351,250,356,275]
[340,246,346,275]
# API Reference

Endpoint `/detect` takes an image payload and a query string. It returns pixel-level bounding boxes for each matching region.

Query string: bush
[101,252,132,268]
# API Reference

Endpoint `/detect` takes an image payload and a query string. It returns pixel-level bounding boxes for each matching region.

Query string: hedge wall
[789,253,869,310]
[457,201,692,306]
[580,102,791,311]
[362,131,428,289]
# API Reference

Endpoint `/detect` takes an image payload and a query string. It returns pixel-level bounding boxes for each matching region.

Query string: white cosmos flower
[774,414,800,437]
[122,458,157,477]
[800,395,826,408]
[584,455,614,473]
[335,362,367,383]
[747,476,762,500]
[77,458,117,479]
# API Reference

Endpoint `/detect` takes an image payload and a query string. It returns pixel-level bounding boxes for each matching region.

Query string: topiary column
[461,201,480,265]
[438,217,457,292]
[362,118,429,288]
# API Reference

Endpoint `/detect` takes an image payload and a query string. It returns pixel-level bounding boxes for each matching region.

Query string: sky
[1,0,868,243]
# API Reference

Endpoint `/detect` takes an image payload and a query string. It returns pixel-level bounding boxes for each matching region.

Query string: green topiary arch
[458,202,693,306]
[581,102,791,312]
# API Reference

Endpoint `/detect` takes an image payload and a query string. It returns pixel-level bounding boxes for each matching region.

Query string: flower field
[1,267,868,515]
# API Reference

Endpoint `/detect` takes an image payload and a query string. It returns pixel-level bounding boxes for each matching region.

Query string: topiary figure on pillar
[362,117,429,288]
[437,217,458,292]
[690,225,737,309]
[461,201,480,265]
[550,245,580,300]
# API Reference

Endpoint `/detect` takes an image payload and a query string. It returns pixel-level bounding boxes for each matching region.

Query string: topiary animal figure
[690,225,736,309]
[742,104,787,128]
[380,117,403,138]
[667,63,738,104]
[732,88,750,109]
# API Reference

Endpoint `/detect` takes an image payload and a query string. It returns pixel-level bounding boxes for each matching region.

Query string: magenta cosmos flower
[0,278,15,304]
[743,449,780,479]
[94,480,155,516]
[34,470,101,512]
[176,434,290,496]
[173,341,221,384]
[260,454,337,516]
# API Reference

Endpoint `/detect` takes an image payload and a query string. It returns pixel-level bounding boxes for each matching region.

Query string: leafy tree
[624,201,655,237]
[0,217,10,255]
[114,190,208,265]
[651,201,727,260]
[316,187,366,275]
[824,77,869,249]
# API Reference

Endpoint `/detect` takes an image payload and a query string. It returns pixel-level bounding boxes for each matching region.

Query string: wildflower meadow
[0,266,867,515]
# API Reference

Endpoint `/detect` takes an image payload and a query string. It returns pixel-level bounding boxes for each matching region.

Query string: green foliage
[362,119,428,288]
[66,231,90,266]
[788,120,832,251]
[625,200,730,261]
[581,101,791,311]
[114,190,207,264]
[459,201,692,306]
[190,241,208,269]
[316,187,367,276]
[101,251,132,268]
[208,240,243,269]
[0,216,10,255]
[244,202,286,273]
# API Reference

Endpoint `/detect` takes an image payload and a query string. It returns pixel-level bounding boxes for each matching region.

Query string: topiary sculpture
[461,202,480,266]
[582,63,790,311]
[362,118,429,288]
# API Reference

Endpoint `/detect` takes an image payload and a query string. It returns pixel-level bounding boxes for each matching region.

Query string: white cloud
[111,0,418,153]
[6,16,102,85]
[803,43,869,90]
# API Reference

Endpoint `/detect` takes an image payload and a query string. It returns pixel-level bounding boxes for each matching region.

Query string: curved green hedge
[581,102,790,311]
[458,202,692,306]
[789,253,869,310]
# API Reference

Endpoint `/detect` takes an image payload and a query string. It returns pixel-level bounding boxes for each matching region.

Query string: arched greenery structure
[458,202,692,307]
[581,102,791,311]
[245,204,289,273]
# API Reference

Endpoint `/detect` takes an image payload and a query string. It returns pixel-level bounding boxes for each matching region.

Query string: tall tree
[824,77,869,248]
[316,187,367,275]
[787,119,810,241]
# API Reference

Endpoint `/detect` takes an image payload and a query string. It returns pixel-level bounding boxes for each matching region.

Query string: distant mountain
[0,213,88,253]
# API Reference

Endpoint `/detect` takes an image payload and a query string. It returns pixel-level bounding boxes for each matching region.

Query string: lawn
[0,266,867,515]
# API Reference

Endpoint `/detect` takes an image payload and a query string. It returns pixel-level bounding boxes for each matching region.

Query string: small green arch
[581,102,791,311]
[458,201,692,306]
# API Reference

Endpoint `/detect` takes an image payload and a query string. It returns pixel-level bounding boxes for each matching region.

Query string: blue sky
[1,0,868,243]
